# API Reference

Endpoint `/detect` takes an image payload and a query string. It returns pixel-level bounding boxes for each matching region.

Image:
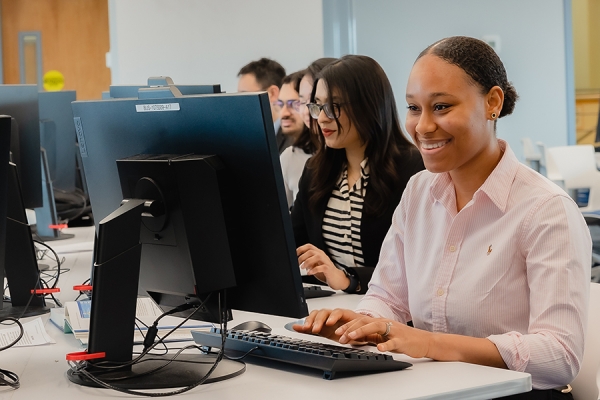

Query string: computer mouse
[232,321,272,333]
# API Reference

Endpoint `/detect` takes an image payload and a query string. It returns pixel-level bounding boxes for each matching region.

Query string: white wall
[107,0,324,93]
[107,0,573,160]
[341,0,572,160]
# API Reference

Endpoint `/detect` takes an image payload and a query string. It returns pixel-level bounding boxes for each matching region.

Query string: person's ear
[486,86,504,120]
[266,85,280,103]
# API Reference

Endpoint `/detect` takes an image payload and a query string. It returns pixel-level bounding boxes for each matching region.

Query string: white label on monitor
[135,103,180,112]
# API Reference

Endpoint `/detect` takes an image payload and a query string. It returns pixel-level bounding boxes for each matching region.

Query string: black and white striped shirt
[322,159,369,270]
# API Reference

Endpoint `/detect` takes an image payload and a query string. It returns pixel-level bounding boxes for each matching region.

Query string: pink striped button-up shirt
[356,140,591,389]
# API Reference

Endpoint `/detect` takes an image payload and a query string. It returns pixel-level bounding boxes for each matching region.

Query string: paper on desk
[50,307,67,332]
[59,298,213,346]
[63,297,166,333]
[0,317,55,347]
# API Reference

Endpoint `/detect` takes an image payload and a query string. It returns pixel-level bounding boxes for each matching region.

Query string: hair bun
[499,82,518,118]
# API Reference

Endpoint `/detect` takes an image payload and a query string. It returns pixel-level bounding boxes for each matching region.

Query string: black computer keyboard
[303,285,336,299]
[192,328,412,380]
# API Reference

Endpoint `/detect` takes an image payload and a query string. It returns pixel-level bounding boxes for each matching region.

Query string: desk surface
[1,226,531,399]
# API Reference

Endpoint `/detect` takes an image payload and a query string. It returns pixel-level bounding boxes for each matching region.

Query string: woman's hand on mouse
[292,308,362,342]
[296,244,350,290]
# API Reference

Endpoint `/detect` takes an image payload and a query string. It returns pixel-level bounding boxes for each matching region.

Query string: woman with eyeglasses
[278,69,314,210]
[295,37,591,399]
[279,59,337,209]
[298,58,338,130]
[291,55,424,294]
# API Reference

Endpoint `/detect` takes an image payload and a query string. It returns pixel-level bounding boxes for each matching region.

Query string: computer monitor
[0,116,10,315]
[0,85,42,209]
[0,115,48,318]
[33,147,75,241]
[35,91,81,240]
[38,90,78,192]
[69,90,308,389]
[73,91,307,318]
[108,76,221,99]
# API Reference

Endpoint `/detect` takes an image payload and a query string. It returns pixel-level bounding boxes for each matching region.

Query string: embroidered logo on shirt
[487,245,492,256]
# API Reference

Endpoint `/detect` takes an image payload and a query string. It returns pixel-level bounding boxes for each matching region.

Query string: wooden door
[1,0,110,100]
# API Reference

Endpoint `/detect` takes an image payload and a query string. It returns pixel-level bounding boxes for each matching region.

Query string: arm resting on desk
[334,314,507,369]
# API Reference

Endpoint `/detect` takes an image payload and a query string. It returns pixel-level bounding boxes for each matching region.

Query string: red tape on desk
[48,224,68,230]
[31,288,60,294]
[66,351,106,361]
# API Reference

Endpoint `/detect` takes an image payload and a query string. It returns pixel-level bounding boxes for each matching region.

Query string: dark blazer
[291,147,425,293]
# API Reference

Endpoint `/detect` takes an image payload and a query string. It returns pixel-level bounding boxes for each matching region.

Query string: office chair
[542,144,566,187]
[583,214,600,284]
[536,141,548,177]
[546,145,600,212]
[570,282,600,400]
[520,137,542,172]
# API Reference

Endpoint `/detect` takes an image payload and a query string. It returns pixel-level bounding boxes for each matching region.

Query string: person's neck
[283,129,302,141]
[451,140,503,212]
[345,145,366,189]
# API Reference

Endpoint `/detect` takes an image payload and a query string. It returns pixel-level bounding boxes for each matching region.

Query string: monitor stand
[1,216,52,319]
[66,353,245,389]
[66,198,244,390]
[0,301,53,319]
[1,163,52,319]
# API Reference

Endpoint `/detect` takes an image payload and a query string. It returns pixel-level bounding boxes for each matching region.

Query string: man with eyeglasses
[273,71,306,154]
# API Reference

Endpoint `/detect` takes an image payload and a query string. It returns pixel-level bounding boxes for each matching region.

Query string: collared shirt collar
[336,158,370,188]
[429,140,519,213]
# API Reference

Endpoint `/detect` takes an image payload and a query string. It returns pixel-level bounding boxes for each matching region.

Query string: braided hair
[418,36,519,118]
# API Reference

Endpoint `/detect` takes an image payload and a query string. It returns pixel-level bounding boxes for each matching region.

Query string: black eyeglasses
[272,99,303,112]
[307,103,343,119]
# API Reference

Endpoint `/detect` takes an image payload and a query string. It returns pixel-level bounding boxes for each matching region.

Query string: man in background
[237,58,288,151]
[274,71,306,153]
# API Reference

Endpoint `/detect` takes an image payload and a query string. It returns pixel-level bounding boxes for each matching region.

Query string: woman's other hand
[297,244,350,290]
[336,316,432,358]
[292,308,362,341]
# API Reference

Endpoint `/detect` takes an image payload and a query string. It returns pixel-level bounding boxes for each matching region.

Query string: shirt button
[437,289,444,296]
[449,245,456,252]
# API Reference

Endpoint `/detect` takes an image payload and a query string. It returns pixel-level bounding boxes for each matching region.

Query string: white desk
[0,226,531,399]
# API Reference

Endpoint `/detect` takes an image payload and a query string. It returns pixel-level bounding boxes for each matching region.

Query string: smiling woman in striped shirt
[295,37,591,399]
[291,55,424,294]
